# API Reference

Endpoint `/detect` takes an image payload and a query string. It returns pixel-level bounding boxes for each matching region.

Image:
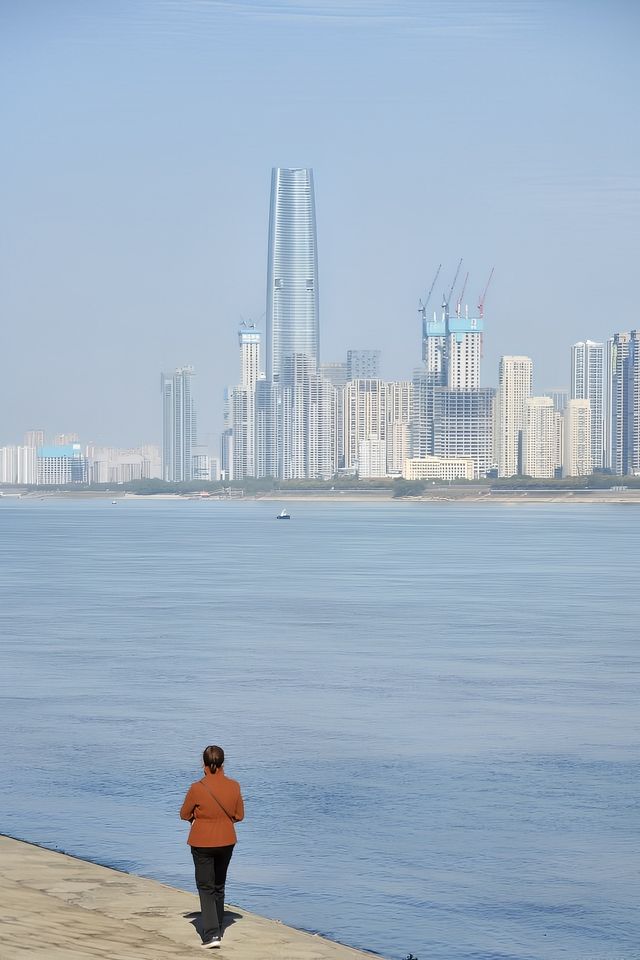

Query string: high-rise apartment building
[279,354,336,479]
[627,331,640,474]
[386,381,412,475]
[445,315,483,390]
[347,350,381,381]
[358,438,387,478]
[343,379,388,472]
[522,397,557,479]
[571,340,604,471]
[24,430,45,448]
[228,326,262,480]
[320,362,348,467]
[320,362,348,390]
[0,446,37,484]
[563,399,592,477]
[607,330,640,475]
[239,323,261,391]
[496,356,533,477]
[606,332,631,474]
[266,167,319,382]
[161,365,196,482]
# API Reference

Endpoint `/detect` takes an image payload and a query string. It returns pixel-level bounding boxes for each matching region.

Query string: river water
[0,498,638,960]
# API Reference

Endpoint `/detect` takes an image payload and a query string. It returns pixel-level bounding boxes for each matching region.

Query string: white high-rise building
[497,356,533,477]
[386,381,412,474]
[606,332,630,474]
[571,341,604,471]
[445,315,483,390]
[563,399,592,477]
[24,430,45,448]
[343,379,388,472]
[522,397,557,479]
[239,323,261,391]
[278,354,336,480]
[161,365,196,482]
[358,438,387,478]
[0,446,36,484]
[229,325,262,480]
[606,330,640,475]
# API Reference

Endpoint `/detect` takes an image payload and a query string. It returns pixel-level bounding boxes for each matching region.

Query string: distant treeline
[3,472,639,498]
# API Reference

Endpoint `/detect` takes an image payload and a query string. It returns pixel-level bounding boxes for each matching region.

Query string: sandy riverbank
[257,491,640,504]
[0,835,377,960]
[5,489,640,504]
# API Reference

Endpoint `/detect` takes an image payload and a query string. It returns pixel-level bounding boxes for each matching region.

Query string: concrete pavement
[0,835,377,960]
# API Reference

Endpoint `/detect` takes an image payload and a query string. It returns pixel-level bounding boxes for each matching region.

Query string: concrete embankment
[0,836,377,960]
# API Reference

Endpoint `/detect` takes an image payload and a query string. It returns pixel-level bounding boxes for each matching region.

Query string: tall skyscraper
[607,332,631,474]
[627,330,640,475]
[607,330,640,475]
[266,167,319,382]
[571,340,604,471]
[161,365,196,482]
[496,356,533,477]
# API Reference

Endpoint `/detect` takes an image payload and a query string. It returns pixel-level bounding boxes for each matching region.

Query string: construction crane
[443,258,463,315]
[455,271,469,317]
[477,267,495,319]
[418,264,442,321]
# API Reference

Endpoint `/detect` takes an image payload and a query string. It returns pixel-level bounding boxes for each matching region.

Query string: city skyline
[2,2,639,445]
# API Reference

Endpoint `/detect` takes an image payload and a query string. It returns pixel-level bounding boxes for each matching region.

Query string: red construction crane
[477,267,494,319]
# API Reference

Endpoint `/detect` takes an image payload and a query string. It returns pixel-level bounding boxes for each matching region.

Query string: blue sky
[1,0,638,446]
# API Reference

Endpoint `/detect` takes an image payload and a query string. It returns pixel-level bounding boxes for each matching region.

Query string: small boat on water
[276,508,290,520]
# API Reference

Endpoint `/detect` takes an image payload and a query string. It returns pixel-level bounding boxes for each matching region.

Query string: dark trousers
[191,845,235,942]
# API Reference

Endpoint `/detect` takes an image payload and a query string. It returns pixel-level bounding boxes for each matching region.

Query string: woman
[180,745,245,949]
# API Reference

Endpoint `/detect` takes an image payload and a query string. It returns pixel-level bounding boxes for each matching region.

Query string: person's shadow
[183,910,243,940]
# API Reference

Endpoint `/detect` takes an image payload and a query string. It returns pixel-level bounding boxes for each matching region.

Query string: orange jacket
[180,770,245,848]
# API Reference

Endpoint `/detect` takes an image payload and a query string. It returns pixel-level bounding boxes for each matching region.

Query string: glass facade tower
[266,168,319,382]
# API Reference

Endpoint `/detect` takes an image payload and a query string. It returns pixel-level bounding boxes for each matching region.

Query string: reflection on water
[0,499,638,960]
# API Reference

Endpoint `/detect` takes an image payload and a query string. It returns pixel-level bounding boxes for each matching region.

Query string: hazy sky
[2,0,639,447]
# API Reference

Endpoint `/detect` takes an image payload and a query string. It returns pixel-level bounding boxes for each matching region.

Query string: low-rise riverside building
[402,455,475,481]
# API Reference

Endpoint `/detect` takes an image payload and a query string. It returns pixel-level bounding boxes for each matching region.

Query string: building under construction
[412,262,495,477]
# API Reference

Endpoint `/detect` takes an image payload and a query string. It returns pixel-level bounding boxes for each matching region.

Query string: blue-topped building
[37,444,87,485]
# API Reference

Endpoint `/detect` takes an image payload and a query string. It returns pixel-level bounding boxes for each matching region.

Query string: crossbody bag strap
[201,779,235,822]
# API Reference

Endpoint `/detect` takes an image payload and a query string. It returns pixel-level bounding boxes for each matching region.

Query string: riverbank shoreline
[5,488,640,504]
[0,834,378,960]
